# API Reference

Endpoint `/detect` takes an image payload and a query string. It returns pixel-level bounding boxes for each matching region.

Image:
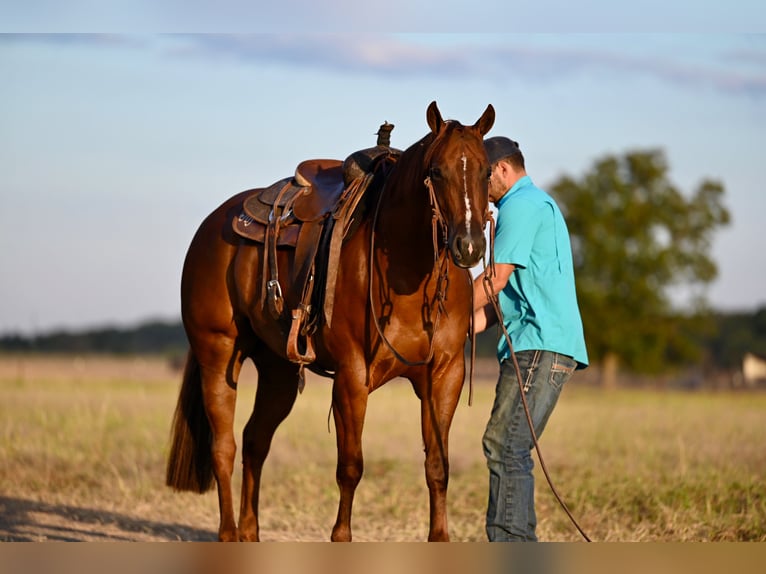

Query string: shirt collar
[496,175,533,209]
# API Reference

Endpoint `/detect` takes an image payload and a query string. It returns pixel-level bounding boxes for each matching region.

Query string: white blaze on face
[461,154,474,256]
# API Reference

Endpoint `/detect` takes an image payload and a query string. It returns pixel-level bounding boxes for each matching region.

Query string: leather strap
[323,172,374,327]
[265,181,293,319]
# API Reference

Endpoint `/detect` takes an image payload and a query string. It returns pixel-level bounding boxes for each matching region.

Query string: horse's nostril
[454,237,463,257]
[451,236,465,261]
[449,232,486,268]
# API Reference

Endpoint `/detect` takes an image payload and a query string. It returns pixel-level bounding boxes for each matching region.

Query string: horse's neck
[373,146,442,280]
[378,140,433,236]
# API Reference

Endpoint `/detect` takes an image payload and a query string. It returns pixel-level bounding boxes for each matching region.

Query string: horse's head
[424,101,495,269]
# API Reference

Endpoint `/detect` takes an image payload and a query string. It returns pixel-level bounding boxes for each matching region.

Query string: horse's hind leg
[198,341,245,542]
[238,350,301,541]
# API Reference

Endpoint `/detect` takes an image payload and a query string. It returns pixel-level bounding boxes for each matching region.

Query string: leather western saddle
[233,123,400,371]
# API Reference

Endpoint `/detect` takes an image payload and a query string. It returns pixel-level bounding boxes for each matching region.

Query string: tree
[704,307,766,371]
[549,149,730,387]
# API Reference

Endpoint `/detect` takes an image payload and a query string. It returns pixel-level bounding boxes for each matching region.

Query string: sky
[2,5,766,335]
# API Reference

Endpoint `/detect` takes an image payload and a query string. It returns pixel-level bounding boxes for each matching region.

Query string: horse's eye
[486,168,492,180]
[430,166,442,179]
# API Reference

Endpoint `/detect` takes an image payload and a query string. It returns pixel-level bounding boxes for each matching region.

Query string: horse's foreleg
[330,371,369,542]
[238,356,300,541]
[419,367,464,541]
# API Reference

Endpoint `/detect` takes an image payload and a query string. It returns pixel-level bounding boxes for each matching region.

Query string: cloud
[0,33,146,49]
[162,35,766,98]
[161,34,478,76]
[5,33,766,99]
[485,41,766,97]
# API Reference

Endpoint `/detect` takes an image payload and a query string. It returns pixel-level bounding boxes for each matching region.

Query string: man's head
[484,136,526,203]
[484,136,524,169]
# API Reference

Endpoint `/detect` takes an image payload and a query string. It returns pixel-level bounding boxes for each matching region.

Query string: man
[473,136,588,541]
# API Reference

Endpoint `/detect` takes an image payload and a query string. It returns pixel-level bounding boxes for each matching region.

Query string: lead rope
[482,212,592,542]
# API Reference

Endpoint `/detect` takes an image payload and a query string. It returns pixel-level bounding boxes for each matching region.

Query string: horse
[165,101,495,541]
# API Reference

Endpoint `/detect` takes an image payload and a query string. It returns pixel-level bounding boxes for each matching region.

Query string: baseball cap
[484,136,521,165]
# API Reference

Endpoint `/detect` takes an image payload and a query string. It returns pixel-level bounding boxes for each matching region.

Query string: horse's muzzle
[449,231,486,269]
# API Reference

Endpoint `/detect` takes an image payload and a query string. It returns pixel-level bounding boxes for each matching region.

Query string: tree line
[0,320,188,357]
[1,308,764,373]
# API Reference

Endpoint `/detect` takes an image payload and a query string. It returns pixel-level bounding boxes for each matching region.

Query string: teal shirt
[493,176,589,369]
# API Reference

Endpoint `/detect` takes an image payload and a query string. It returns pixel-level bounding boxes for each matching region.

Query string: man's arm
[472,262,515,334]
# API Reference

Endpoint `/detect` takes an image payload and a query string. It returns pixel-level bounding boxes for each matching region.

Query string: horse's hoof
[218,528,239,542]
[427,532,450,542]
[331,526,352,542]
[239,530,259,542]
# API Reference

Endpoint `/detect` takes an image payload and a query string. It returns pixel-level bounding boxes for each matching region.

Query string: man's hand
[472,263,514,333]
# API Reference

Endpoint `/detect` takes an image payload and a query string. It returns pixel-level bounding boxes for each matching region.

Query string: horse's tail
[165,349,214,493]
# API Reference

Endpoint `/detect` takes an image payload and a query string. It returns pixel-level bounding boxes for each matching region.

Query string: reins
[481,212,592,542]
[367,175,451,369]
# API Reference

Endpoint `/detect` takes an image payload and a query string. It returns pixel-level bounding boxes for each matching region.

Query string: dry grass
[1,354,764,542]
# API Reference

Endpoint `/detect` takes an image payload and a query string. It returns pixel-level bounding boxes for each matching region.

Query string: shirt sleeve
[493,197,543,269]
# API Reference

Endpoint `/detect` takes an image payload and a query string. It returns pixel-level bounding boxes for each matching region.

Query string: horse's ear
[426,101,443,133]
[473,104,495,136]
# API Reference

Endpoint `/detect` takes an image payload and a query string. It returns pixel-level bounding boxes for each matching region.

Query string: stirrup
[287,305,316,365]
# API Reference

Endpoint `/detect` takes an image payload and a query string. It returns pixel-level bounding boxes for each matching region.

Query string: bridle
[367,173,453,369]
[367,151,487,407]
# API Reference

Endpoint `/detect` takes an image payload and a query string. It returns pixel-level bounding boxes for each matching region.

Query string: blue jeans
[483,350,576,541]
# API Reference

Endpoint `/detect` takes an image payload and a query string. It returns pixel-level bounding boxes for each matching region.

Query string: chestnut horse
[166,101,495,541]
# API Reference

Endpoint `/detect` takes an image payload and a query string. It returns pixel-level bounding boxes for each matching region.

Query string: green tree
[550,149,730,386]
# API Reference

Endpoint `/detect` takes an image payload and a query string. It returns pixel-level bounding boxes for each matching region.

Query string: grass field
[1,354,764,542]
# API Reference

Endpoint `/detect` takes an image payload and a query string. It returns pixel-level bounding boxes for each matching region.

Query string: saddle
[233,123,400,372]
